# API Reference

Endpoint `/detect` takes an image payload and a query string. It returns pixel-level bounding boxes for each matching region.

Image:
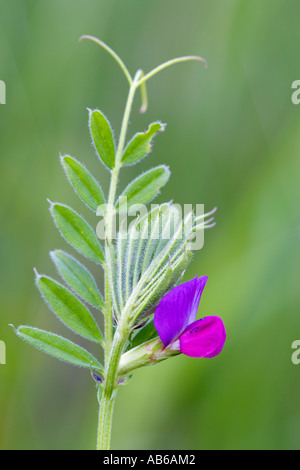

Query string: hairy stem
[97,322,128,450]
[97,388,116,450]
[103,266,113,359]
[98,70,142,450]
[105,70,142,242]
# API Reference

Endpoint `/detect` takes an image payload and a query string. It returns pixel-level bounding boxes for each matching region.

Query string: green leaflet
[121,122,166,166]
[36,273,103,344]
[61,155,105,212]
[17,326,103,372]
[50,250,104,310]
[89,109,115,169]
[116,165,170,212]
[50,202,104,264]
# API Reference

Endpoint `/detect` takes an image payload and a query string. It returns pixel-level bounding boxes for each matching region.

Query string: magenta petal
[179,316,226,358]
[154,276,208,347]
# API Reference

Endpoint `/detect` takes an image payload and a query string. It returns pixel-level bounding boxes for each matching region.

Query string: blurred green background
[0,0,299,450]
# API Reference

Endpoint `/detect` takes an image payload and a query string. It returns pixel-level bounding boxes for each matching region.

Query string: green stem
[97,388,116,450]
[105,70,142,242]
[103,265,113,359]
[97,323,128,450]
[98,70,142,450]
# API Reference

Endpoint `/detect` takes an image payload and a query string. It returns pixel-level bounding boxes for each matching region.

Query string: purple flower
[153,276,226,358]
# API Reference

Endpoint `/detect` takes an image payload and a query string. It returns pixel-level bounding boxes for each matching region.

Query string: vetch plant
[14,36,226,450]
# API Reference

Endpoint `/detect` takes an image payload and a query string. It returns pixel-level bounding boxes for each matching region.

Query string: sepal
[117,337,180,378]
